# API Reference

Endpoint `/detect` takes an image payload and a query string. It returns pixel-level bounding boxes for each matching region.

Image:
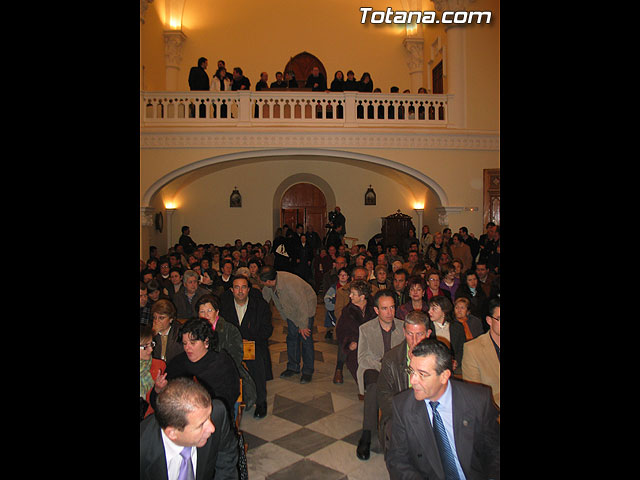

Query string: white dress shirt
[160,429,198,480]
[234,298,248,326]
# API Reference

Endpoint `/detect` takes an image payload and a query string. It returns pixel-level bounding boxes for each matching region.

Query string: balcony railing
[140,91,449,127]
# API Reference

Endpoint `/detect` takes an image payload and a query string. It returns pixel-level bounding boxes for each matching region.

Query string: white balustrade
[141,91,449,127]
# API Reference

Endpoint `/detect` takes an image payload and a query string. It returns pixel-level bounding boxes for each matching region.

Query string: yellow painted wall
[141,145,497,253]
[141,0,167,92]
[152,157,441,251]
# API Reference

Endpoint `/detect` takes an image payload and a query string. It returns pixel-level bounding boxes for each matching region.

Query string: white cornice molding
[139,130,499,151]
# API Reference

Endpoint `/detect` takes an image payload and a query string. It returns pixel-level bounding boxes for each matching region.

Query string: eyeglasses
[404,365,429,380]
[490,316,500,322]
[140,341,156,350]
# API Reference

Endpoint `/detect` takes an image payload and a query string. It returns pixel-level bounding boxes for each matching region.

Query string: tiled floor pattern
[239,301,390,480]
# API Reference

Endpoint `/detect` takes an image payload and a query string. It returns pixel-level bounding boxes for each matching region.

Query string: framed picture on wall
[365,185,376,205]
[230,187,242,207]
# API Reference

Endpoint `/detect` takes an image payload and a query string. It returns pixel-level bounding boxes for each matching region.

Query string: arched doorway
[284,52,327,88]
[281,183,327,236]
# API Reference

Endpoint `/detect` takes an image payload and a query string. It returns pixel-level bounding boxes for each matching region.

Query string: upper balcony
[140,90,451,129]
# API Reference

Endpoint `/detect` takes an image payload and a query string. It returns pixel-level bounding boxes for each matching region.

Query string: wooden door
[281,183,327,235]
[432,61,443,94]
[483,169,500,230]
[284,52,327,89]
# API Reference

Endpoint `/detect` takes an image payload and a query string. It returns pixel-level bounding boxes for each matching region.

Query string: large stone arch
[141,148,449,208]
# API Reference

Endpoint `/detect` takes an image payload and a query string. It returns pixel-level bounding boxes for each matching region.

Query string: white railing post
[237,91,251,125]
[344,92,357,126]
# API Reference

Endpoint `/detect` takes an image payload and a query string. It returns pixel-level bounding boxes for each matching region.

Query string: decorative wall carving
[403,37,424,73]
[163,31,186,68]
[140,0,154,24]
[140,130,499,151]
[140,207,155,227]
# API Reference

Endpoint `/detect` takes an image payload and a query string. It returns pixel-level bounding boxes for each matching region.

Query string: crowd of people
[140,214,500,478]
[188,57,432,94]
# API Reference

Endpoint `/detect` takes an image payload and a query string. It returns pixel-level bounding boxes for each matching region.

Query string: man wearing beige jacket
[462,297,500,407]
[260,265,318,384]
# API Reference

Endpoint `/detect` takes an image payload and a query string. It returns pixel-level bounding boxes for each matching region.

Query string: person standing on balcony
[305,66,327,91]
[188,57,210,91]
[270,71,287,89]
[214,59,233,82]
[255,72,269,91]
[330,70,346,92]
[285,70,298,88]
[231,67,250,90]
[344,70,359,91]
[358,72,374,92]
[211,67,232,92]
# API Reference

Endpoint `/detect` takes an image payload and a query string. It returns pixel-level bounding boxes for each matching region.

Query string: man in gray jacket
[355,290,405,460]
[260,265,317,383]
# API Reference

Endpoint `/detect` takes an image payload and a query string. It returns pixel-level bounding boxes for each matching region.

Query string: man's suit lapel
[243,297,257,331]
[409,395,445,480]
[143,422,170,480]
[480,333,500,380]
[451,381,474,474]
[225,297,241,326]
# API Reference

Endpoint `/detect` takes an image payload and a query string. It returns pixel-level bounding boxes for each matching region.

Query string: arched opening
[280,183,327,235]
[142,149,448,208]
[141,149,448,254]
[283,52,327,88]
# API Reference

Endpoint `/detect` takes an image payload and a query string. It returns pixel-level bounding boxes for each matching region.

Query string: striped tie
[429,401,460,480]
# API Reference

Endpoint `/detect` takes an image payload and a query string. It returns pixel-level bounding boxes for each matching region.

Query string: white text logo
[359,7,491,24]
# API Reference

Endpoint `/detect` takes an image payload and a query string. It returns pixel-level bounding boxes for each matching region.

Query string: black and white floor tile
[238,302,390,480]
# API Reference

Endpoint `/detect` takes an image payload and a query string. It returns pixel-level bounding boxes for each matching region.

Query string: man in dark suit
[140,377,238,480]
[377,310,433,454]
[220,275,274,418]
[188,57,210,91]
[385,339,500,480]
[179,226,198,255]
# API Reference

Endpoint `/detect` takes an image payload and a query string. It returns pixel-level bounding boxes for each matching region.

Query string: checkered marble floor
[238,302,390,480]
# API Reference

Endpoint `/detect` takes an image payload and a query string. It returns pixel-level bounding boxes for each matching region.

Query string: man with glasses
[462,298,500,408]
[386,338,500,479]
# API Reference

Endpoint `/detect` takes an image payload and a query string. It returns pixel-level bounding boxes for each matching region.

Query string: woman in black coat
[330,70,345,92]
[358,72,374,92]
[455,270,489,330]
[149,318,240,420]
[426,295,466,376]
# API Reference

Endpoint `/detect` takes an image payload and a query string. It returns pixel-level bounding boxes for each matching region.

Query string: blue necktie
[177,446,195,480]
[429,401,460,480]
